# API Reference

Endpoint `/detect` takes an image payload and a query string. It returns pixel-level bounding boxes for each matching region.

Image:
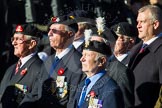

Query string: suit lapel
[51,47,76,80]
[129,42,143,69]
[8,64,17,80]
[11,55,39,83]
[74,81,85,107]
[45,55,55,78]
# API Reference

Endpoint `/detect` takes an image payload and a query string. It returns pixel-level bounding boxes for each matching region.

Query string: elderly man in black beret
[109,22,138,66]
[20,13,83,108]
[0,24,43,108]
[73,28,124,108]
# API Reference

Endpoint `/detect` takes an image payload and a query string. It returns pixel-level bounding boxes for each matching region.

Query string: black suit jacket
[20,46,83,108]
[109,54,131,66]
[129,37,162,108]
[73,73,124,108]
[0,54,43,108]
[107,61,134,108]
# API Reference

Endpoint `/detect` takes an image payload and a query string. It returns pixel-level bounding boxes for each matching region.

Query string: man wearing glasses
[0,24,43,108]
[20,14,83,108]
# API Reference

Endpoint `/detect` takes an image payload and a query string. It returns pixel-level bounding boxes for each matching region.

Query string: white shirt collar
[73,37,85,49]
[116,53,128,62]
[56,45,73,59]
[20,52,36,67]
[144,36,158,45]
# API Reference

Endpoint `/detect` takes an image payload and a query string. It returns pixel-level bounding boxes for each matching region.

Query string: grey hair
[95,52,107,61]
[138,5,162,23]
[64,25,75,33]
[24,35,40,42]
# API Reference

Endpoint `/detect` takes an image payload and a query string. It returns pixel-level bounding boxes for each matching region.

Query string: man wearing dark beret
[73,34,124,108]
[20,14,83,108]
[0,24,43,108]
[109,22,138,66]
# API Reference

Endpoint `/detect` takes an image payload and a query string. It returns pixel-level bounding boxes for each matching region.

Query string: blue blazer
[73,73,124,108]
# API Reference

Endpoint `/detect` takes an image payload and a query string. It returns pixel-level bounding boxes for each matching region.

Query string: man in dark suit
[128,5,162,108]
[109,22,138,66]
[0,24,43,108]
[106,60,134,108]
[20,13,83,108]
[73,33,124,108]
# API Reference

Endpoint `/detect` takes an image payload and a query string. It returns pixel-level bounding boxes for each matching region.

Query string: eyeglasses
[11,37,30,44]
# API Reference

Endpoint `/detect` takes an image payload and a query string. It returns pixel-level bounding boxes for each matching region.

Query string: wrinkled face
[114,34,131,54]
[48,24,69,49]
[11,33,31,58]
[80,50,99,73]
[137,10,155,42]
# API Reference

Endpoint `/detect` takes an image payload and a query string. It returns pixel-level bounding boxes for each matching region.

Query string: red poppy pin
[20,68,27,76]
[58,68,64,76]
[90,90,96,98]
[51,17,60,23]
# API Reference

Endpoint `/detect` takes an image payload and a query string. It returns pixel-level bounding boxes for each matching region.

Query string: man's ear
[68,31,74,37]
[129,38,135,44]
[153,20,160,30]
[98,57,107,66]
[28,40,37,49]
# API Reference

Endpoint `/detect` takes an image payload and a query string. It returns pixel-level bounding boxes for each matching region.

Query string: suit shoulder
[101,75,120,91]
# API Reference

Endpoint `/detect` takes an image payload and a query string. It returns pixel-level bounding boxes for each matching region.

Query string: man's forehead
[14,33,24,37]
[50,24,65,29]
[83,49,97,54]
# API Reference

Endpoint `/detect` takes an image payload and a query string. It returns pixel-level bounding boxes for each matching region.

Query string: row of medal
[86,93,103,108]
[56,76,68,98]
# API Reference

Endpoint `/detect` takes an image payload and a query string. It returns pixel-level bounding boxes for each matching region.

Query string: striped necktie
[15,59,22,74]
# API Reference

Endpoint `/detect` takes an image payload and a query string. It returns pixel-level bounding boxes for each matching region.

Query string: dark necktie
[15,59,22,74]
[78,78,91,108]
[139,44,148,53]
[49,56,60,77]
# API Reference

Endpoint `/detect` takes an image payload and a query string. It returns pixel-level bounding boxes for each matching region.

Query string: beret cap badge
[116,25,121,34]
[69,16,75,19]
[16,25,24,32]
[51,16,60,23]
